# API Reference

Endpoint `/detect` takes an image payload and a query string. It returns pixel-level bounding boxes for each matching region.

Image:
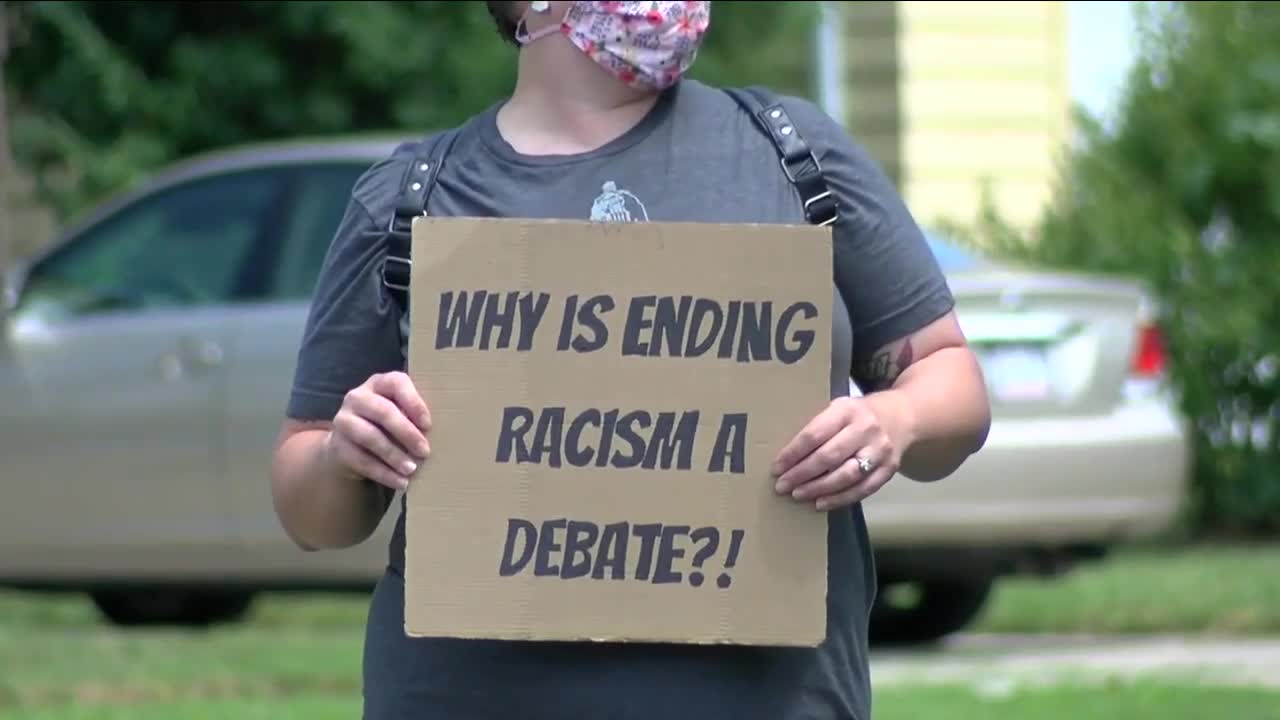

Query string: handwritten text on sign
[404,217,831,646]
[433,289,820,591]
[437,290,817,472]
[500,519,746,589]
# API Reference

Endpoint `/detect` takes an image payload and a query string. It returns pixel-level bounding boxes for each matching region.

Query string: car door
[222,160,394,582]
[0,168,287,578]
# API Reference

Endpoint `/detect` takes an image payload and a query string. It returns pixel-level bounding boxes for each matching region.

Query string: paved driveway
[871,634,1280,690]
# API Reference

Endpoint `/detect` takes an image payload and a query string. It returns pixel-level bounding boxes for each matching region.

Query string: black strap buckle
[380,132,459,307]
[382,255,412,293]
[779,155,837,227]
[382,212,420,295]
[723,85,841,229]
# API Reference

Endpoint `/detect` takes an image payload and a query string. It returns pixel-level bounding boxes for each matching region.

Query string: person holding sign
[269,2,992,719]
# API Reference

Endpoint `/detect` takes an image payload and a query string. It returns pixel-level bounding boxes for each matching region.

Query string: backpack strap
[723,86,839,228]
[381,89,835,313]
[381,129,462,314]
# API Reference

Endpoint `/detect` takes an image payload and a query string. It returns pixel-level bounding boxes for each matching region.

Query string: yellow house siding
[841,1,903,184]
[838,1,1071,233]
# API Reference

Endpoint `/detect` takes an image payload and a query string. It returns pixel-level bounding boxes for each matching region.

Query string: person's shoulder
[347,135,444,223]
[768,92,873,167]
[752,89,894,187]
[345,141,417,224]
[690,81,863,160]
[686,81,832,132]
[776,94,840,137]
[348,117,480,225]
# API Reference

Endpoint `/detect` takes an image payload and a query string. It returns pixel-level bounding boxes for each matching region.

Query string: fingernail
[401,460,418,475]
[774,480,787,494]
[396,477,410,491]
[815,500,828,511]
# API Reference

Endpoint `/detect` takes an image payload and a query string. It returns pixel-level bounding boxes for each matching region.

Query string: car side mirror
[0,261,29,349]
[3,260,28,314]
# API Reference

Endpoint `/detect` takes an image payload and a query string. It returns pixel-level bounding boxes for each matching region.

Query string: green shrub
[964,1,1280,536]
[4,1,818,228]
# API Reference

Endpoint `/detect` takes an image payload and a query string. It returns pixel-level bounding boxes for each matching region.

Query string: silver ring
[857,456,877,474]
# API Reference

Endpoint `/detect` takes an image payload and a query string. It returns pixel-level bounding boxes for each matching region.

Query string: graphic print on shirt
[589,181,649,223]
[398,181,651,356]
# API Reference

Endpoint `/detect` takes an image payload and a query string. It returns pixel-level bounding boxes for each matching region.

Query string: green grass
[874,681,1280,720]
[0,622,363,709]
[973,542,1280,635]
[1,543,1277,718]
[2,697,360,720]
[4,683,1278,720]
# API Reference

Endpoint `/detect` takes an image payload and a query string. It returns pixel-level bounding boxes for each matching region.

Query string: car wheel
[90,590,256,628]
[868,578,993,647]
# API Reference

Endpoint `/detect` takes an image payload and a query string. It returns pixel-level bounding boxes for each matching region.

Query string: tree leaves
[5,1,818,224]
[968,1,1280,536]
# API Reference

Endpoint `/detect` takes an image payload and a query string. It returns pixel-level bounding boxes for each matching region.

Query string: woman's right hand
[325,371,433,491]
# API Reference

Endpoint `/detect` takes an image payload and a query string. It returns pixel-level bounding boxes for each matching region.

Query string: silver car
[0,137,1190,643]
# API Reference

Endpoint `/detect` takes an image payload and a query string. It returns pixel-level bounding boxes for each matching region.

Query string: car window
[923,230,984,272]
[18,168,285,320]
[268,163,371,301]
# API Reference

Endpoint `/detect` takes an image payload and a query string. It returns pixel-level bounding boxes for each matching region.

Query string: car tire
[90,590,256,628]
[868,578,993,647]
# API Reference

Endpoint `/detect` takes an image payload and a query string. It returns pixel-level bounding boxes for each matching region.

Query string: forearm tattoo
[853,337,915,392]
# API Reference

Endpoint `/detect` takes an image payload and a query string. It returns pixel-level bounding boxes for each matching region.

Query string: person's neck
[495,39,663,156]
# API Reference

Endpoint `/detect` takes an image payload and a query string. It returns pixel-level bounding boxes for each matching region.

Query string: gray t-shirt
[288,79,954,720]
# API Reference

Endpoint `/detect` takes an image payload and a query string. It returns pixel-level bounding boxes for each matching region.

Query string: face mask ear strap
[515,1,566,45]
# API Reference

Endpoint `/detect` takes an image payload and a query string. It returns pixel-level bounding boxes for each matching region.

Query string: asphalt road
[870,633,1280,690]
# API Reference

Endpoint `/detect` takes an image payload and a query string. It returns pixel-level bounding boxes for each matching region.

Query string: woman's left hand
[771,395,907,511]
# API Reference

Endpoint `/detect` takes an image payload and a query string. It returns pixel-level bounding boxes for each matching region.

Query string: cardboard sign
[404,217,832,647]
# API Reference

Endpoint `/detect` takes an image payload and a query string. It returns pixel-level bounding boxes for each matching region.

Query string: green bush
[965,1,1280,536]
[4,1,818,227]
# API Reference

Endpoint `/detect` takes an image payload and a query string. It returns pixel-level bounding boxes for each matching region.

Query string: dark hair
[485,1,521,48]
